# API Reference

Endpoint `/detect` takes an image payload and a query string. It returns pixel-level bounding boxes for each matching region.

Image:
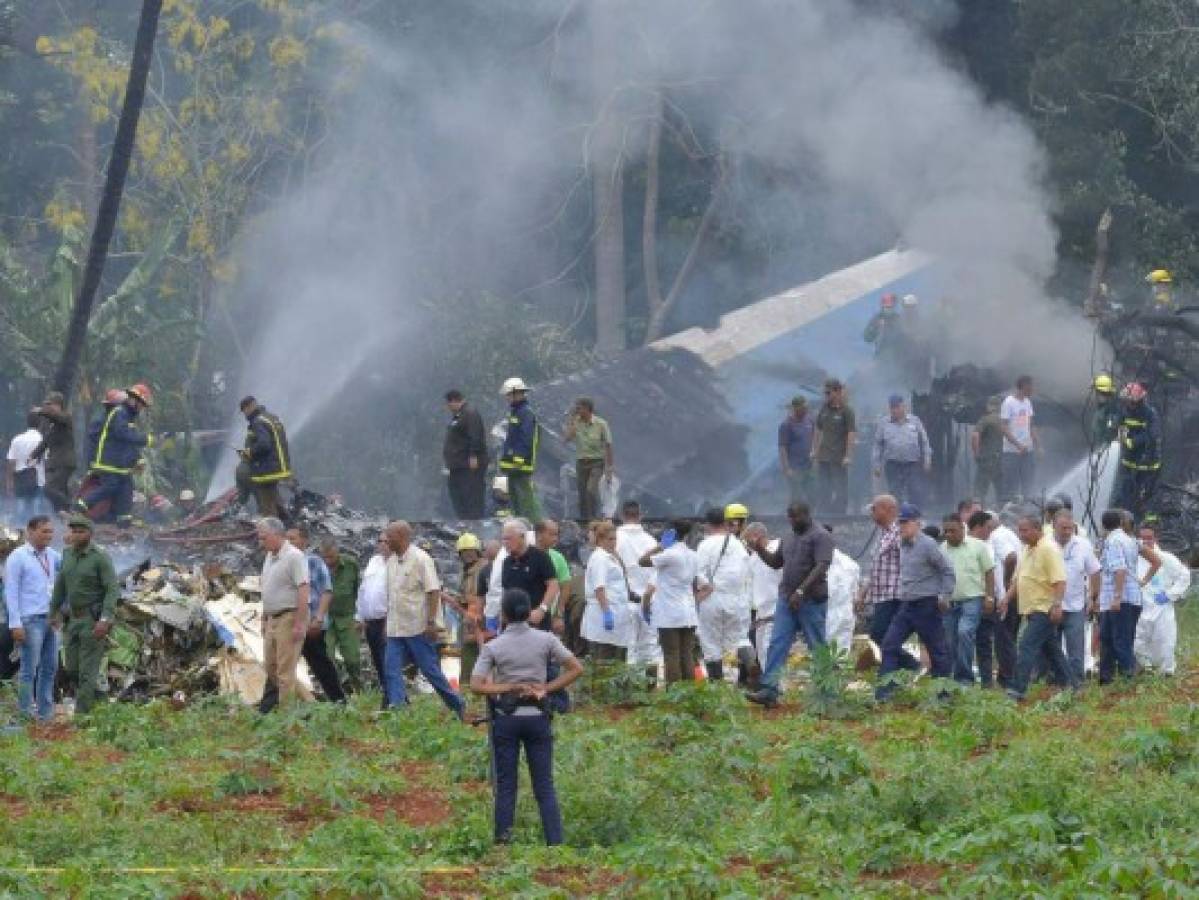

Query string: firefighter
[1114,383,1161,520]
[1091,374,1121,447]
[498,378,542,521]
[1145,268,1175,311]
[724,502,749,539]
[76,384,153,527]
[862,293,900,359]
[237,396,292,520]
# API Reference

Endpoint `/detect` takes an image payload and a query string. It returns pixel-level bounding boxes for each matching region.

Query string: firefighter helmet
[127,383,154,407]
[880,293,897,309]
[1121,382,1148,403]
[724,502,749,521]
[500,377,529,395]
[103,388,127,406]
[1146,269,1173,285]
[1093,373,1115,394]
[456,532,482,553]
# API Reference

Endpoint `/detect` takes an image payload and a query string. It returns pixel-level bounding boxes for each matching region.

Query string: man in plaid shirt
[857,494,921,671]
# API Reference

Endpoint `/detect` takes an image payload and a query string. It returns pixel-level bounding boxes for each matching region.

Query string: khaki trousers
[263,610,302,707]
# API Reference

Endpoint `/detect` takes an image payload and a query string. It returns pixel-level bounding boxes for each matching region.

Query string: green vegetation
[0,602,1193,896]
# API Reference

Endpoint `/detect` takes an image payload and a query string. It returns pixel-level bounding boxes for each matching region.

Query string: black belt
[264,609,294,620]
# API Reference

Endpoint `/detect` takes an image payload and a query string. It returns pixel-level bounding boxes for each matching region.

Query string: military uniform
[50,519,120,714]
[324,555,363,692]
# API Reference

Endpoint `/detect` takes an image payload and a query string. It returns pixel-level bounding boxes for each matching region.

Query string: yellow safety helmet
[1146,268,1173,285]
[1093,373,1115,394]
[724,502,749,521]
[455,532,482,553]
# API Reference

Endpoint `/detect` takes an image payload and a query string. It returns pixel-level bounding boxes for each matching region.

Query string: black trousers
[492,712,563,845]
[302,630,346,702]
[817,461,849,514]
[447,467,486,519]
[976,602,1019,687]
[44,464,75,512]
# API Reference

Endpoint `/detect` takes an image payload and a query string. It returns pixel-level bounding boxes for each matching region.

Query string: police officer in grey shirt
[471,588,583,846]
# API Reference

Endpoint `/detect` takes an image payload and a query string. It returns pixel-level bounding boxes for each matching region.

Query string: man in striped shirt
[858,494,919,671]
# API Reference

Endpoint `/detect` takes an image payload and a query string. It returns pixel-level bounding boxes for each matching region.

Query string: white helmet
[901,293,919,307]
[500,377,529,395]
[492,476,509,493]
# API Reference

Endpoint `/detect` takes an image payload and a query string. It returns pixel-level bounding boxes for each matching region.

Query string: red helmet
[881,293,897,309]
[1121,382,1148,403]
[104,388,127,406]
[127,383,154,407]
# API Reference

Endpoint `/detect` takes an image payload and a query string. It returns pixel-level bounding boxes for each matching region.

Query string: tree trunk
[642,92,664,319]
[590,0,626,354]
[52,0,164,398]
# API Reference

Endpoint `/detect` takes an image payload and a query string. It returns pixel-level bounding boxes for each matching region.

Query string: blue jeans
[870,600,920,672]
[1099,604,1141,684]
[884,460,924,508]
[17,615,58,720]
[1011,611,1078,698]
[759,596,827,697]
[944,597,982,684]
[1059,610,1087,684]
[492,711,563,845]
[384,635,464,717]
[877,597,951,700]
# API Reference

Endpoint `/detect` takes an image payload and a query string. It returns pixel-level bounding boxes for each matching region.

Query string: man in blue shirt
[778,397,815,504]
[285,526,345,703]
[1097,509,1149,684]
[4,516,62,721]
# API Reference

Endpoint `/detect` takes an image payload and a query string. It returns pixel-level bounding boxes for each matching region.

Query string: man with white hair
[742,521,781,675]
[256,517,309,712]
[382,520,464,717]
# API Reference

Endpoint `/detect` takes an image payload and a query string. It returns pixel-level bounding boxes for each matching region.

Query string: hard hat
[901,293,919,307]
[104,388,127,405]
[1121,382,1148,402]
[1146,269,1173,285]
[1093,374,1115,394]
[880,293,897,308]
[492,475,509,493]
[127,383,154,407]
[500,377,529,395]
[724,502,749,521]
[179,489,196,502]
[456,532,482,553]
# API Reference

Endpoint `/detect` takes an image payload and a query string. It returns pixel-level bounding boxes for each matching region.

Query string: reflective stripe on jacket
[87,404,147,475]
[499,400,538,474]
[245,410,292,483]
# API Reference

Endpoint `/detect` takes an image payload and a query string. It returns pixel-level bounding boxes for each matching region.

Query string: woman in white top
[581,521,632,661]
[639,519,702,683]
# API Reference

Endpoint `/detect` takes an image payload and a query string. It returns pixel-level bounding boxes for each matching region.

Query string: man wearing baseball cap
[50,515,120,715]
[876,503,955,700]
[872,394,931,508]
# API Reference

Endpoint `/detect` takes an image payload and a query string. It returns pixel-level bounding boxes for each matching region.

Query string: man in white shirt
[694,507,752,682]
[1000,375,1039,500]
[6,413,46,521]
[1051,510,1100,682]
[615,501,661,683]
[382,520,464,717]
[742,522,782,672]
[975,511,1021,688]
[356,536,392,699]
[1134,521,1191,675]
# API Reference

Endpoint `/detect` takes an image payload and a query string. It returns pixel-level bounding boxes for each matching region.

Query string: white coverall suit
[695,533,752,664]
[615,524,662,668]
[826,549,861,654]
[1134,548,1191,675]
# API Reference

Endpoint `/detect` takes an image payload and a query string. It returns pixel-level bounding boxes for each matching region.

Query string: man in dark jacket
[1114,382,1161,519]
[76,384,153,527]
[498,377,542,521]
[237,396,292,519]
[32,391,75,511]
[443,389,488,519]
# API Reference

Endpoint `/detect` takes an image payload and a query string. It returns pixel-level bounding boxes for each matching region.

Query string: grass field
[0,603,1196,898]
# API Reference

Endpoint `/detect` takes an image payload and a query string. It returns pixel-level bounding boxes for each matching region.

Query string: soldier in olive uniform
[50,515,120,715]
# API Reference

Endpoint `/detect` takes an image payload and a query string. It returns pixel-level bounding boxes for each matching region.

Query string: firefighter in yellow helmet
[1091,373,1121,446]
[447,532,486,702]
[1146,269,1175,311]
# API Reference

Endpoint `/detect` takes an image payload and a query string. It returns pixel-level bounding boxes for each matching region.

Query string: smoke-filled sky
[211,0,1095,496]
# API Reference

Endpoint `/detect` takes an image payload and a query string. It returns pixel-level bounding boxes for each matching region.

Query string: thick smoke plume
[211,1,1087,501]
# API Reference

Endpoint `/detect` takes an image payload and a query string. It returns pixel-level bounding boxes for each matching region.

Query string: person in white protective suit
[1133,521,1191,675]
[826,544,861,655]
[743,522,783,674]
[614,500,662,683]
[694,507,753,682]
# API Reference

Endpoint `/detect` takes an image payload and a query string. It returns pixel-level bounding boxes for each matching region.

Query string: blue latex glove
[602,610,615,631]
[660,528,677,549]
[1154,590,1170,606]
[484,616,499,633]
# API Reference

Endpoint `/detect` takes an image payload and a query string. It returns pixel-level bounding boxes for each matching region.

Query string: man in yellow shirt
[999,515,1078,700]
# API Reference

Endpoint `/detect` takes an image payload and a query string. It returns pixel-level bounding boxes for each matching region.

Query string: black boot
[705,661,724,682]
